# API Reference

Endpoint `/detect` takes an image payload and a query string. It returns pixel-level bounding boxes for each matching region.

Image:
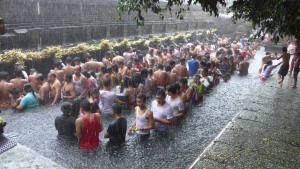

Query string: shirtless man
[165,65,177,84]
[277,47,290,86]
[238,56,250,76]
[63,57,75,74]
[162,48,171,64]
[154,64,169,89]
[123,47,135,64]
[73,65,88,97]
[291,52,300,88]
[174,58,188,79]
[0,71,14,107]
[112,54,124,65]
[117,61,126,81]
[123,61,133,77]
[10,69,28,94]
[145,48,157,66]
[156,51,165,65]
[48,73,62,105]
[259,52,277,73]
[84,53,98,72]
[73,57,85,72]
[28,68,39,93]
[62,72,76,100]
[36,74,50,105]
[102,51,112,67]
[50,61,64,84]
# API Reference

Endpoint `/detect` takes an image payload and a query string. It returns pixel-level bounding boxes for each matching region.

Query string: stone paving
[191,72,300,168]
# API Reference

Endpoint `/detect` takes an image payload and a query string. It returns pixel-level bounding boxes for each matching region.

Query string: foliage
[230,0,300,40]
[116,0,226,26]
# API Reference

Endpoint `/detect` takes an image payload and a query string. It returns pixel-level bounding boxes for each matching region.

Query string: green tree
[116,0,300,40]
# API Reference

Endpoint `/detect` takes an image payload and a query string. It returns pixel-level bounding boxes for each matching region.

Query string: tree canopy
[116,0,300,40]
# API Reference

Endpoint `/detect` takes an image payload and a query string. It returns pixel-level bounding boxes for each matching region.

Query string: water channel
[2,47,267,168]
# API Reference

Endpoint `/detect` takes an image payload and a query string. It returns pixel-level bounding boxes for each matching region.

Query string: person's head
[180,58,186,64]
[35,74,44,85]
[166,84,177,96]
[47,73,56,82]
[222,57,229,64]
[147,68,153,76]
[84,53,92,61]
[61,102,72,116]
[127,61,132,69]
[29,68,37,75]
[105,51,112,59]
[88,88,99,100]
[238,55,244,62]
[117,61,124,68]
[141,68,148,79]
[266,51,271,55]
[74,65,81,76]
[173,82,181,94]
[165,65,172,72]
[80,99,91,113]
[179,77,188,89]
[89,71,96,78]
[9,87,21,98]
[156,50,162,56]
[54,61,62,69]
[192,54,197,59]
[149,48,154,55]
[64,72,73,82]
[111,103,122,116]
[24,84,36,97]
[136,93,147,107]
[193,74,201,84]
[73,57,81,65]
[162,48,168,55]
[14,69,23,78]
[82,70,91,79]
[156,89,166,105]
[111,64,118,73]
[169,60,176,68]
[66,57,73,64]
[103,78,111,88]
[157,64,164,70]
[132,72,142,87]
[201,67,209,77]
[282,47,287,53]
[200,61,206,68]
[100,66,107,74]
[0,71,9,81]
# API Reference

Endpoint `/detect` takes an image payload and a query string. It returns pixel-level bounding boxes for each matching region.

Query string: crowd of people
[2,34,298,149]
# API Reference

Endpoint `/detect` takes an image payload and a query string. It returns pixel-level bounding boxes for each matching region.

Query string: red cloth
[79,114,100,149]
[241,51,247,59]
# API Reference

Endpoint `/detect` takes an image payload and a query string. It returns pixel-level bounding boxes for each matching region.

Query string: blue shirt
[188,59,199,75]
[19,92,39,111]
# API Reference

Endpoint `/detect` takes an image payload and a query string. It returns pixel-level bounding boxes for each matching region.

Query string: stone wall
[0,0,252,50]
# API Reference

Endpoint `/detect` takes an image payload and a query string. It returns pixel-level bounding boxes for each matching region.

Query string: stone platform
[190,72,300,168]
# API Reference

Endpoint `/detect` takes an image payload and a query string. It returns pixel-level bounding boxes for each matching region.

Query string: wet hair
[166,84,177,95]
[103,78,111,87]
[192,54,197,59]
[137,93,147,102]
[179,77,188,85]
[266,52,271,55]
[80,99,91,112]
[14,69,23,77]
[24,84,36,98]
[71,96,85,118]
[89,71,96,79]
[157,64,164,70]
[73,57,80,62]
[120,76,129,93]
[174,82,180,91]
[106,66,112,74]
[169,60,176,67]
[202,67,209,74]
[105,51,112,56]
[180,58,186,62]
[264,60,273,71]
[0,71,9,80]
[282,47,287,52]
[238,56,244,61]
[111,64,118,73]
[156,51,162,55]
[54,61,62,68]
[118,61,124,65]
[65,72,73,81]
[84,53,92,59]
[132,72,142,88]
[9,87,20,95]
[193,74,201,80]
[206,62,211,68]
[138,54,144,62]
[88,88,99,97]
[48,72,56,78]
[30,68,37,74]
[61,102,72,116]
[165,65,172,72]
[115,51,120,56]
[66,57,72,63]
[227,50,233,55]
[112,103,122,115]
[101,66,107,74]
[141,68,148,79]
[36,74,44,81]
[156,89,166,98]
[82,70,91,78]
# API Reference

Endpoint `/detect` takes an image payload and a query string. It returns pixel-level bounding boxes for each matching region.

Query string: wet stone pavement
[1,47,272,169]
[192,67,300,168]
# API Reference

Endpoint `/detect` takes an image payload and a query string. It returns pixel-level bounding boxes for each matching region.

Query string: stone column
[123,24,128,37]
[106,25,111,38]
